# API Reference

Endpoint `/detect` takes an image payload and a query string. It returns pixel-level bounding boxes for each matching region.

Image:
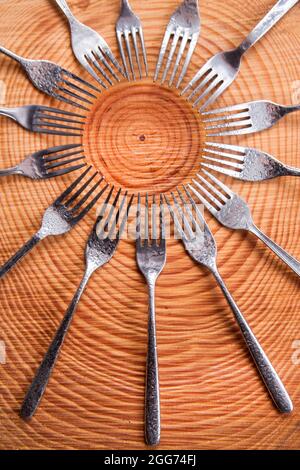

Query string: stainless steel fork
[55,0,124,87]
[0,105,85,137]
[116,0,148,80]
[136,194,166,447]
[0,45,99,110]
[182,0,299,110]
[0,144,85,180]
[201,142,300,181]
[20,188,134,419]
[154,0,200,88]
[190,170,300,277]
[0,167,105,279]
[203,100,300,137]
[165,186,293,413]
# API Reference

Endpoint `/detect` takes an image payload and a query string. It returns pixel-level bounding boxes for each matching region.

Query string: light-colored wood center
[83,79,205,195]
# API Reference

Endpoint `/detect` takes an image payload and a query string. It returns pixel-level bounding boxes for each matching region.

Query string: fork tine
[47,163,87,178]
[176,33,198,89]
[154,28,172,81]
[187,70,216,101]
[63,69,100,94]
[193,77,222,108]
[200,82,229,111]
[205,117,251,131]
[182,185,206,230]
[51,92,90,111]
[74,182,108,224]
[136,193,142,245]
[182,62,209,96]
[205,141,247,155]
[82,55,108,88]
[36,112,85,126]
[188,183,218,217]
[45,156,86,171]
[124,30,135,80]
[98,189,122,239]
[202,111,250,124]
[169,32,189,87]
[131,27,142,79]
[201,162,242,179]
[107,191,132,240]
[152,194,157,242]
[162,30,181,84]
[35,121,83,133]
[171,191,194,240]
[94,50,118,83]
[138,27,148,76]
[164,194,187,241]
[202,169,235,197]
[117,31,130,81]
[65,172,99,208]
[54,166,93,204]
[37,106,86,120]
[37,143,82,157]
[144,193,149,241]
[202,103,249,116]
[196,173,228,204]
[57,84,93,105]
[159,194,166,244]
[61,74,98,99]
[202,156,243,170]
[176,187,199,232]
[203,147,245,162]
[104,47,125,77]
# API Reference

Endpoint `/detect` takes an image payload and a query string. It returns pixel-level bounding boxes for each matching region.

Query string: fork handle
[20,267,93,420]
[212,268,293,413]
[238,0,299,53]
[250,224,300,277]
[145,281,161,447]
[0,232,43,279]
[55,0,76,23]
[0,166,24,177]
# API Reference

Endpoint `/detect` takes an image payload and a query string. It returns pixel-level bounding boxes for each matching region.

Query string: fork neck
[121,0,133,13]
[0,165,24,177]
[55,0,77,25]
[0,46,26,65]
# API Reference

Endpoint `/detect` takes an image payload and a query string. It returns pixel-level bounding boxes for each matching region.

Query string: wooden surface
[1,0,300,450]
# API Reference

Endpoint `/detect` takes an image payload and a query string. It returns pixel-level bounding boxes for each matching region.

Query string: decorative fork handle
[212,268,293,413]
[239,0,299,53]
[20,267,93,419]
[145,281,161,446]
[0,232,43,279]
[250,224,300,277]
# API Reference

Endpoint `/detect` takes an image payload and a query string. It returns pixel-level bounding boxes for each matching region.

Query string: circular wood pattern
[83,80,204,195]
[1,0,300,450]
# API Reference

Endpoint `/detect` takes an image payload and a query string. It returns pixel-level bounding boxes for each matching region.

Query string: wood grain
[1,0,300,450]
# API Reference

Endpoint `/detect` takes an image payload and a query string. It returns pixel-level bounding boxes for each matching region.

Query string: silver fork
[154,0,200,88]
[165,186,293,414]
[0,105,85,137]
[202,100,300,137]
[0,144,86,180]
[55,0,124,88]
[190,170,300,277]
[136,194,166,447]
[0,45,99,110]
[201,142,300,181]
[116,0,148,80]
[0,167,105,279]
[182,0,299,110]
[20,188,134,419]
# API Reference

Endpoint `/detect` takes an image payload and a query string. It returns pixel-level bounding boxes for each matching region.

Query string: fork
[165,186,293,413]
[116,0,148,80]
[182,0,299,110]
[203,100,300,137]
[55,0,124,87]
[0,144,86,180]
[21,188,134,419]
[0,105,85,137]
[190,170,300,277]
[201,142,300,181]
[0,45,99,110]
[154,0,200,88]
[0,167,105,280]
[136,194,166,447]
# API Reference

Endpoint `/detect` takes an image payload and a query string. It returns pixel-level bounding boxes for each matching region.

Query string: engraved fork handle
[239,0,299,53]
[212,268,293,413]
[250,224,300,277]
[20,266,94,420]
[145,280,161,447]
[0,232,43,279]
